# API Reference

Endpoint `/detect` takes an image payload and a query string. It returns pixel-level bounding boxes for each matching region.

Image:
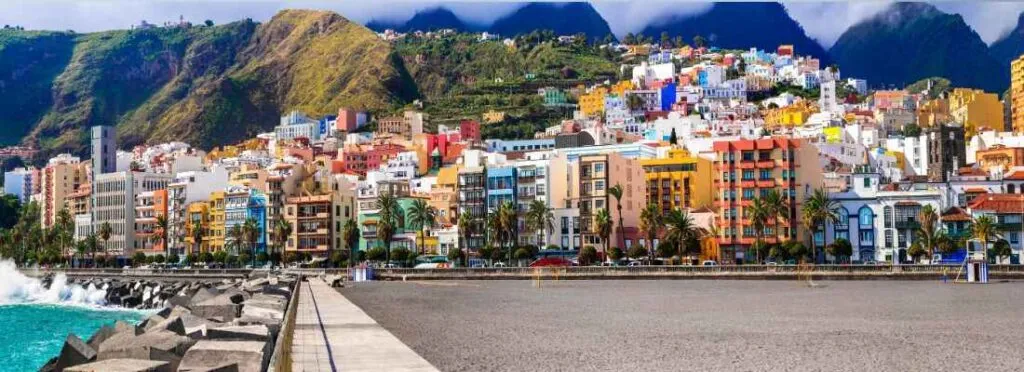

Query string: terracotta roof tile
[940,207,971,222]
[968,194,1024,214]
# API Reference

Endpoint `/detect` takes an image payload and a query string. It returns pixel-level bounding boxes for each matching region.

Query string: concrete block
[98,330,195,370]
[64,358,170,372]
[86,325,116,351]
[190,288,220,305]
[206,325,271,342]
[54,333,97,370]
[145,316,187,336]
[178,341,269,372]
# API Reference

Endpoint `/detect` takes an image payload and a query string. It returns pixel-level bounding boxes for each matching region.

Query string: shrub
[578,246,598,265]
[132,252,147,266]
[514,248,532,260]
[238,253,251,267]
[153,254,165,264]
[365,247,386,261]
[627,245,647,259]
[256,252,269,264]
[166,253,180,264]
[199,252,214,263]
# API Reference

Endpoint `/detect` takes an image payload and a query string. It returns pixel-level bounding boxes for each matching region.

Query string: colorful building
[184,202,211,255]
[1012,54,1024,133]
[640,148,714,214]
[948,88,1003,138]
[579,86,609,117]
[712,138,822,263]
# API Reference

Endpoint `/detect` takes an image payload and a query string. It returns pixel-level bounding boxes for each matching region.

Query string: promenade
[291,278,438,372]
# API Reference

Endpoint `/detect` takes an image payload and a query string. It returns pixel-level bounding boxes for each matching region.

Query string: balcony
[996,222,1023,230]
[894,220,920,229]
[739,180,756,188]
[737,160,756,169]
[756,160,776,168]
[756,179,775,188]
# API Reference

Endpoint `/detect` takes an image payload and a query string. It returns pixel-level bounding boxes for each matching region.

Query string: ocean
[0,260,148,370]
[0,304,147,371]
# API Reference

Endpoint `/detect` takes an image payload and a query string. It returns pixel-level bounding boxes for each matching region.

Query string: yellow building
[1013,55,1024,133]
[949,88,1004,138]
[578,86,609,118]
[207,191,226,253]
[482,110,505,124]
[639,148,713,213]
[184,202,211,255]
[764,101,814,128]
[916,98,950,127]
[610,80,634,97]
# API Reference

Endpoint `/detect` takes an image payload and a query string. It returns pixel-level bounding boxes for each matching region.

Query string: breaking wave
[0,260,108,306]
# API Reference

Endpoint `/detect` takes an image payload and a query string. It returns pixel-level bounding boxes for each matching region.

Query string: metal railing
[269,275,302,372]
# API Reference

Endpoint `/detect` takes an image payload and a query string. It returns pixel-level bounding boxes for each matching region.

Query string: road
[340,280,1024,372]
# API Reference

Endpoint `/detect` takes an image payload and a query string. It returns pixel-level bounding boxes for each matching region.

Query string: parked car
[493,262,507,268]
[627,261,644,267]
[701,260,718,266]
[529,257,573,268]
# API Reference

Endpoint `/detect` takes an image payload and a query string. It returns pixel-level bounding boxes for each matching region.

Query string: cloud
[933,2,1024,44]
[783,1,892,48]
[592,1,712,36]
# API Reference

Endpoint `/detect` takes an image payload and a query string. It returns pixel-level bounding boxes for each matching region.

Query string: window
[742,151,754,161]
[1011,232,1020,245]
[595,180,605,191]
[742,170,755,180]
[883,206,892,226]
[759,169,771,180]
[884,230,893,247]
[743,189,755,200]
[836,231,849,241]
[594,163,605,173]
[863,177,871,188]
[859,230,874,244]
[858,207,873,227]
[836,208,849,228]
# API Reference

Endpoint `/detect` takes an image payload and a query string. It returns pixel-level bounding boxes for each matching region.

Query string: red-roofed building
[335,143,405,177]
[967,194,1024,260]
[459,120,481,144]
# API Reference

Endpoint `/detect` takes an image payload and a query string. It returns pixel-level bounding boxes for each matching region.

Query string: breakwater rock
[39,274,297,372]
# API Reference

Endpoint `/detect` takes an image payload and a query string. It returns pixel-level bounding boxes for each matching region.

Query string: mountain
[489,2,614,41]
[366,7,479,33]
[829,2,1006,92]
[990,12,1024,66]
[1,10,416,156]
[641,2,829,61]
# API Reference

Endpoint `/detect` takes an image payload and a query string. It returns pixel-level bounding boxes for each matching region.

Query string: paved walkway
[291,278,438,372]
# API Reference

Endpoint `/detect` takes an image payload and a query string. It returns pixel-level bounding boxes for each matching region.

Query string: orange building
[975,145,1024,175]
[135,189,169,254]
[712,138,822,264]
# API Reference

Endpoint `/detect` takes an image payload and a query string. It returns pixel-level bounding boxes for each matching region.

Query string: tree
[623,32,636,45]
[329,250,347,268]
[669,128,678,145]
[272,219,292,263]
[153,254,166,264]
[98,221,112,258]
[55,207,73,260]
[595,208,614,262]
[907,243,929,263]
[155,215,168,253]
[915,205,942,258]
[132,252,147,266]
[242,217,259,267]
[825,238,853,263]
[213,250,229,265]
[199,251,214,264]
[748,196,770,264]
[376,192,405,265]
[627,244,646,260]
[991,239,1012,263]
[407,199,436,254]
[578,246,598,265]
[525,200,554,247]
[660,31,671,48]
[665,209,703,264]
[167,253,180,265]
[342,219,360,268]
[607,184,626,250]
[763,189,789,244]
[693,35,707,48]
[784,240,810,261]
[366,246,386,262]
[256,252,269,265]
[191,220,205,258]
[608,247,624,262]
[204,19,214,27]
[903,123,921,137]
[639,204,662,261]
[457,211,473,267]
[801,187,839,263]
[971,215,1000,263]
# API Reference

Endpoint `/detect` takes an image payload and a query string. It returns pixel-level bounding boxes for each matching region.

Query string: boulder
[86,325,117,350]
[178,341,270,372]
[64,358,170,372]
[97,330,195,370]
[144,316,187,336]
[192,297,241,322]
[206,325,271,342]
[113,320,142,336]
[54,333,97,370]
[167,295,191,309]
[121,293,142,308]
[189,288,220,305]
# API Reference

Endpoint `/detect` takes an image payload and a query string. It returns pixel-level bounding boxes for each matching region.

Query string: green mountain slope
[829,2,1006,92]
[0,30,75,145]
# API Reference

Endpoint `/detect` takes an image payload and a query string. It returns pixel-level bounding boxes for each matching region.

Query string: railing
[353,264,1024,280]
[269,274,302,372]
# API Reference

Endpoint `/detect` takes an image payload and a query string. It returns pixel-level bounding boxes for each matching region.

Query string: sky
[1,1,1023,48]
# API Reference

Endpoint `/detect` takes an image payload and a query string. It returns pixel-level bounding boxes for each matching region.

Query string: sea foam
[0,260,108,306]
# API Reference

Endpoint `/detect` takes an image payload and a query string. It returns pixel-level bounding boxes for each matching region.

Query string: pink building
[459,120,480,144]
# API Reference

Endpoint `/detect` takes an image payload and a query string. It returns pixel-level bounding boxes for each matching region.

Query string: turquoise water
[0,304,147,371]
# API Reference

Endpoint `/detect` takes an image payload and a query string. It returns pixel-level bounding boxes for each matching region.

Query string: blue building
[486,166,517,212]
[659,83,676,111]
[3,168,34,203]
[224,187,268,256]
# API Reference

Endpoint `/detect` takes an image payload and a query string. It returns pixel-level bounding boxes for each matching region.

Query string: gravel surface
[340,280,1024,372]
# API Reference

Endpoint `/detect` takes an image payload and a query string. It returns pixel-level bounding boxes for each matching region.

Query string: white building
[92,171,173,257]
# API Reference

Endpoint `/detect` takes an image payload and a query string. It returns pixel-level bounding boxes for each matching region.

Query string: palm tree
[607,183,625,250]
[763,189,788,244]
[915,205,940,259]
[665,208,703,264]
[457,211,473,267]
[497,201,519,263]
[377,192,405,265]
[191,220,205,259]
[639,204,662,261]
[242,217,259,267]
[273,218,292,263]
[55,207,73,259]
[747,196,770,264]
[525,200,554,247]
[970,215,1000,263]
[228,224,245,258]
[406,199,437,254]
[98,221,112,261]
[155,215,168,253]
[595,208,614,262]
[342,219,360,268]
[801,187,839,263]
